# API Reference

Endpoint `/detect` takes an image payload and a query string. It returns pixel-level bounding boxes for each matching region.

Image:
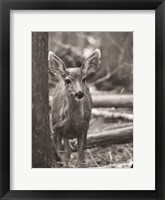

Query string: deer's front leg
[63,137,71,167]
[57,132,63,153]
[77,133,87,167]
[53,129,62,155]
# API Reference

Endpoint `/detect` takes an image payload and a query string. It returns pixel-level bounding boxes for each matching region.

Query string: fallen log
[88,122,133,133]
[70,125,133,150]
[92,94,133,108]
[50,95,133,108]
[86,126,133,148]
[92,108,133,121]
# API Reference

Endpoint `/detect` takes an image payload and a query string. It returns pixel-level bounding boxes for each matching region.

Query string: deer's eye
[65,78,71,84]
[82,78,86,83]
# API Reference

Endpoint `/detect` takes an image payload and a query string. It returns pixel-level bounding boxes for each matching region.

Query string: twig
[120,71,133,80]
[108,151,113,163]
[93,64,127,85]
[116,60,133,67]
[87,149,99,167]
[93,73,111,84]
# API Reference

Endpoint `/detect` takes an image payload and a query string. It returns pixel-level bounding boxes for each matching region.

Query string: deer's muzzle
[75,91,84,99]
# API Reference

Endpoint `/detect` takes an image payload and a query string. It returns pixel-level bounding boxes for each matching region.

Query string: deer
[48,49,101,167]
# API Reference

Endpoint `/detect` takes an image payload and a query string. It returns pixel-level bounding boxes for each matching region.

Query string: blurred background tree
[48,32,133,94]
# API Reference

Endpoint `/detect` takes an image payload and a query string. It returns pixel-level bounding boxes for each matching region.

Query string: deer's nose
[75,91,84,99]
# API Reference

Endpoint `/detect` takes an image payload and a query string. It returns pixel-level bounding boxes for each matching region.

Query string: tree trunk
[32,32,61,168]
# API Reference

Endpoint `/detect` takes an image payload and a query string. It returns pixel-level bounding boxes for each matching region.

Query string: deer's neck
[64,93,84,119]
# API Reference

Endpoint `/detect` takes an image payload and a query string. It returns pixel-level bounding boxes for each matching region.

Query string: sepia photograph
[0,0,162,196]
[32,32,133,168]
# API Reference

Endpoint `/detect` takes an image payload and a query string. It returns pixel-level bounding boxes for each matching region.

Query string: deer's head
[48,49,101,100]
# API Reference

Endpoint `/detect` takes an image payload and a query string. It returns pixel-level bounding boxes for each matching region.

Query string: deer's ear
[81,49,101,75]
[48,51,66,76]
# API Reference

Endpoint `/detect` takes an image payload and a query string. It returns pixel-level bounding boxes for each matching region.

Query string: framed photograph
[0,0,164,199]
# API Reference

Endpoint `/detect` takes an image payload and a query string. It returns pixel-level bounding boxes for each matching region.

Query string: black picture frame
[0,0,164,199]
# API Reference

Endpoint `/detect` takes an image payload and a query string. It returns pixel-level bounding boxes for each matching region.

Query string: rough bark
[32,32,61,168]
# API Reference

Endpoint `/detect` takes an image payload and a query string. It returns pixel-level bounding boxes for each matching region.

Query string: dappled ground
[70,143,133,168]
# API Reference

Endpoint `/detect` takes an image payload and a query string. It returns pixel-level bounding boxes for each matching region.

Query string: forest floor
[67,107,133,168]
